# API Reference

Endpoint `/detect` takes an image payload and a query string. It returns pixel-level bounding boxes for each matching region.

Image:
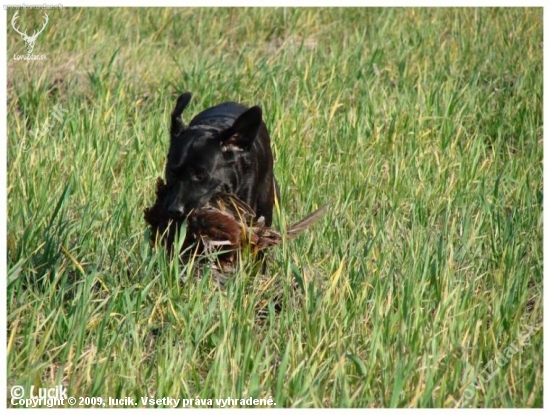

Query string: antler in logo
[12,11,49,55]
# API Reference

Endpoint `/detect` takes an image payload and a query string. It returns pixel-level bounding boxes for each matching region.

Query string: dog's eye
[192,171,206,182]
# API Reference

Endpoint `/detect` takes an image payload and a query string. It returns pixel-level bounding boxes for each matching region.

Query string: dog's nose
[167,201,185,217]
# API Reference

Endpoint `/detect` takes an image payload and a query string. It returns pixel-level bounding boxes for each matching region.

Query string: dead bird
[188,193,326,253]
[144,178,326,273]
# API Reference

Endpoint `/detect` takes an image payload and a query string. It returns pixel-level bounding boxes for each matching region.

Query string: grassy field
[6,7,542,408]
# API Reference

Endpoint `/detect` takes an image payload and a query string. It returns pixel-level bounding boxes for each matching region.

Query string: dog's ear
[220,106,262,152]
[171,92,192,137]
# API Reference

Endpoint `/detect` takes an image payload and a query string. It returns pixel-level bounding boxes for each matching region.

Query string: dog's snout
[167,201,185,217]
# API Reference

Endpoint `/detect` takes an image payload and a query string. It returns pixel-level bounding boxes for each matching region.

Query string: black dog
[163,92,277,226]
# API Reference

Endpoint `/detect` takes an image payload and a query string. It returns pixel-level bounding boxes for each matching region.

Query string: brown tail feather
[287,203,328,239]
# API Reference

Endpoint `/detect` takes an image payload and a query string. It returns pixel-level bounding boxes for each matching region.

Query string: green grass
[6,7,542,408]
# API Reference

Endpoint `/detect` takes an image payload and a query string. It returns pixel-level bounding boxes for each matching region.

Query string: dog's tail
[287,203,328,239]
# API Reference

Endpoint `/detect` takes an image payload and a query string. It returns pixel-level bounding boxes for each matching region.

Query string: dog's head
[163,92,263,218]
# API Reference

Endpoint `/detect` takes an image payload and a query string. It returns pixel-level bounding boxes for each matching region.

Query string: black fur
[163,92,277,226]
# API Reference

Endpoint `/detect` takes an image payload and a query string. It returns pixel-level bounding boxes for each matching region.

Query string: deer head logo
[11,11,49,55]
